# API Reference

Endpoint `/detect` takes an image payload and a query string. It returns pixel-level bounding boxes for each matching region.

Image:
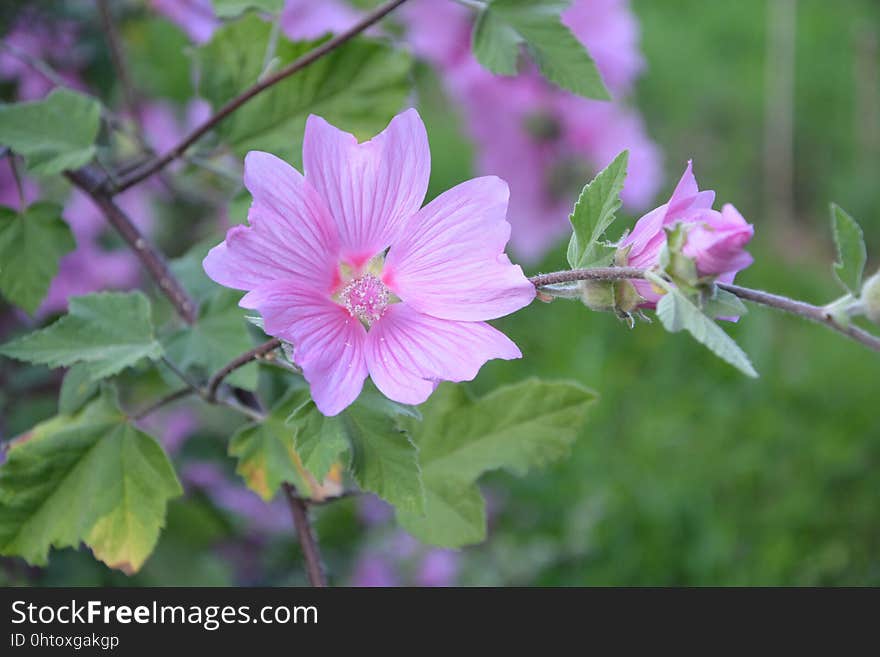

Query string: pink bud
[620,162,754,309]
[682,204,755,277]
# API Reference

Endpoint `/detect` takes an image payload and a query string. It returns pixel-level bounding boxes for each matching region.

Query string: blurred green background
[3,0,879,586]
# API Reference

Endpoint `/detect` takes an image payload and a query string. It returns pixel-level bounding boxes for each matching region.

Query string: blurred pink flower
[183,462,290,534]
[39,188,154,315]
[139,407,199,455]
[149,0,219,44]
[561,0,645,96]
[204,109,534,415]
[280,0,360,40]
[0,12,85,100]
[351,554,399,587]
[398,0,473,69]
[398,0,662,262]
[620,161,754,307]
[140,99,212,157]
[416,549,460,587]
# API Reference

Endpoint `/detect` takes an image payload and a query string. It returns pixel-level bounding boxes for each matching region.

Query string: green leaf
[196,15,412,160]
[0,388,182,573]
[123,18,193,103]
[169,239,224,304]
[830,204,867,294]
[0,89,101,175]
[212,0,283,18]
[650,274,758,378]
[287,401,350,482]
[58,364,99,415]
[566,151,629,269]
[402,479,486,548]
[704,287,749,320]
[343,402,424,515]
[474,0,610,100]
[0,291,163,382]
[472,6,522,76]
[228,387,313,500]
[163,290,258,390]
[398,380,596,547]
[0,203,75,314]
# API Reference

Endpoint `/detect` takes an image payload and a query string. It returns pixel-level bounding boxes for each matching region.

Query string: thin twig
[529,267,646,287]
[0,40,69,89]
[718,282,880,352]
[132,387,194,421]
[97,0,140,119]
[109,0,411,193]
[282,483,327,587]
[530,267,880,353]
[206,338,281,401]
[65,166,198,324]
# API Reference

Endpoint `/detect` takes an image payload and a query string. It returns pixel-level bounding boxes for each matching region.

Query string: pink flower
[280,0,360,40]
[450,61,662,261]
[398,0,473,69]
[621,161,754,306]
[149,0,219,44]
[204,109,535,415]
[0,12,85,100]
[416,549,460,587]
[397,0,662,262]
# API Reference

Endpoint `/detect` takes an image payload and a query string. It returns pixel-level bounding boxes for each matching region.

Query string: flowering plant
[0,0,877,587]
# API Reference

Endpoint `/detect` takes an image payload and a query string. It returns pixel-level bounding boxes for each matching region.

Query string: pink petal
[383,176,535,321]
[302,109,430,264]
[243,281,367,416]
[365,304,521,405]
[204,151,340,294]
[666,160,714,219]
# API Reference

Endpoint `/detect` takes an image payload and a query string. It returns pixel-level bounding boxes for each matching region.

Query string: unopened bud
[579,279,616,313]
[861,270,880,324]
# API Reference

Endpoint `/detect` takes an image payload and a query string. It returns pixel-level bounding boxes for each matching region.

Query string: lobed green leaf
[0,89,101,175]
[0,388,182,573]
[0,203,75,314]
[0,291,163,382]
[566,151,629,269]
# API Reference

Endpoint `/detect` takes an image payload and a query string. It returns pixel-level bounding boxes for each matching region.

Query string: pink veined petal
[666,160,714,219]
[365,304,522,406]
[383,176,535,321]
[203,151,340,294]
[302,109,430,264]
[243,281,368,416]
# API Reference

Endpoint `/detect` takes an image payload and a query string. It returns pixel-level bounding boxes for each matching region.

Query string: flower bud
[861,269,880,324]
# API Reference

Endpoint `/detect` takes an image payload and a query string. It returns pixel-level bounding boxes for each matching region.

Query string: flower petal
[666,160,714,219]
[365,304,522,405]
[302,109,430,264]
[244,281,367,416]
[383,176,535,321]
[204,151,340,293]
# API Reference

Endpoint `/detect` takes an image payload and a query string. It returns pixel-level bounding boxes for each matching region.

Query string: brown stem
[131,387,194,421]
[205,338,281,402]
[530,268,880,353]
[65,166,198,324]
[529,267,645,287]
[282,483,327,587]
[109,0,411,193]
[717,282,880,352]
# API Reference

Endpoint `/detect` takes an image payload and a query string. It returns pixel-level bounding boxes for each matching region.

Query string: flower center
[339,273,390,327]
